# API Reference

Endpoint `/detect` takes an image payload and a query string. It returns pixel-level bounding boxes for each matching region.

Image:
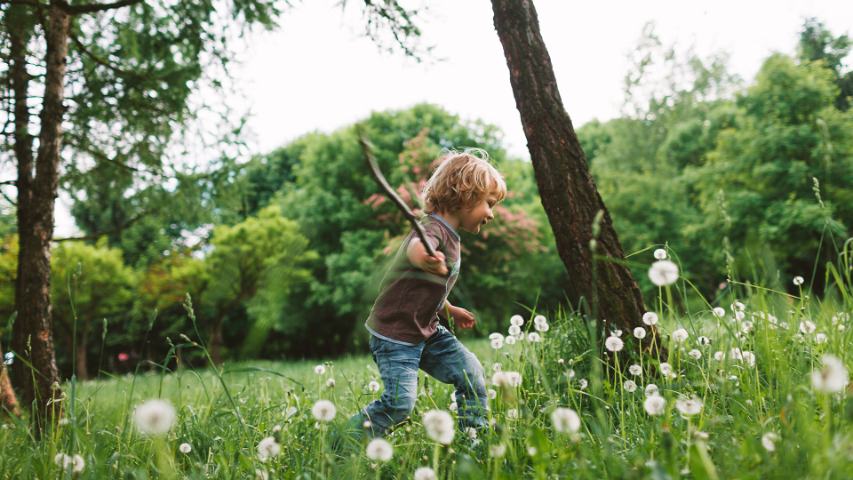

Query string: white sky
[53,0,853,236]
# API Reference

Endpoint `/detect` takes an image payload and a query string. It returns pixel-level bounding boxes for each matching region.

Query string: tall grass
[1,250,851,479]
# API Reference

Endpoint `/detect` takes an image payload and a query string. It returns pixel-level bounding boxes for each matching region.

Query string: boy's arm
[407,238,448,276]
[440,300,476,329]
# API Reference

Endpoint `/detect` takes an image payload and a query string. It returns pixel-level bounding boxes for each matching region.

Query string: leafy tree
[50,239,137,379]
[798,17,853,111]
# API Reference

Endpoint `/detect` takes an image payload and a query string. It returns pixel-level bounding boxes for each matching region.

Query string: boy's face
[458,193,498,234]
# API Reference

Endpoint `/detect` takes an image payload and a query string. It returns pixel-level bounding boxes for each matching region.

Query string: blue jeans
[350,325,488,438]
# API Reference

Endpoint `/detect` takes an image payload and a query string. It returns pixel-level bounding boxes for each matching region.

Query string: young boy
[349,149,507,439]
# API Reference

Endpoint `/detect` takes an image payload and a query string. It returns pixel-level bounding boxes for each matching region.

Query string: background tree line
[1,18,850,380]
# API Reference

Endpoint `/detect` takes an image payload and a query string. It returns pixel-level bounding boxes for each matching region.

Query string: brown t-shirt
[365,214,461,345]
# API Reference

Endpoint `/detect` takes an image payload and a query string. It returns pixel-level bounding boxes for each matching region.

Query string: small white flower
[811,354,849,393]
[325,378,336,388]
[644,395,666,416]
[644,384,659,396]
[735,310,746,321]
[311,400,336,422]
[761,432,779,452]
[712,307,726,318]
[490,337,504,349]
[508,325,521,336]
[815,332,827,344]
[611,329,623,337]
[648,260,679,286]
[366,438,393,462]
[698,335,711,346]
[578,378,588,390]
[659,363,673,376]
[623,380,637,392]
[179,443,192,454]
[257,436,281,462]
[414,467,438,480]
[642,312,659,326]
[314,364,326,375]
[527,446,537,456]
[506,408,518,419]
[285,406,298,418]
[505,335,517,345]
[688,349,702,360]
[133,399,177,436]
[368,380,381,393]
[799,320,816,335]
[741,321,753,333]
[423,410,454,445]
[629,364,643,376]
[55,453,85,473]
[605,336,624,352]
[732,301,746,312]
[741,351,756,367]
[550,407,581,433]
[654,248,667,260]
[566,368,576,379]
[487,388,497,400]
[510,315,524,327]
[671,328,688,342]
[793,276,804,286]
[527,332,542,342]
[533,315,547,326]
[489,443,507,458]
[633,327,647,339]
[675,396,703,417]
[535,321,550,332]
[466,427,478,440]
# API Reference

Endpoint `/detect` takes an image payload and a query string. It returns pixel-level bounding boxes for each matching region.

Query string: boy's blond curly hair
[422,148,507,213]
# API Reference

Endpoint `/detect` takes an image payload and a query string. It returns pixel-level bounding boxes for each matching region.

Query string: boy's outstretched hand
[449,305,476,329]
[408,238,449,276]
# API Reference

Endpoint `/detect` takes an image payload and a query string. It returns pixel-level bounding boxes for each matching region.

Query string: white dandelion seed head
[648,260,679,286]
[644,395,667,416]
[550,407,581,433]
[535,321,550,332]
[423,410,455,445]
[711,307,725,319]
[642,312,659,326]
[732,301,746,312]
[510,315,524,327]
[688,349,702,360]
[566,369,576,379]
[490,337,504,349]
[466,427,478,440]
[730,348,743,361]
[314,364,326,375]
[311,400,336,422]
[449,402,458,412]
[623,380,638,393]
[505,335,517,345]
[489,332,504,341]
[644,384,659,396]
[489,443,507,458]
[697,336,711,346]
[735,310,746,321]
[487,388,497,400]
[633,327,647,339]
[672,328,689,343]
[506,408,518,419]
[611,329,623,337]
[508,324,521,336]
[815,332,827,344]
[492,362,502,372]
[762,432,779,452]
[605,336,624,352]
[675,397,703,417]
[741,351,756,367]
[811,354,849,393]
[527,332,542,342]
[285,406,298,418]
[256,436,281,462]
[255,469,269,480]
[653,248,668,260]
[799,320,816,335]
[714,351,725,361]
[325,378,336,388]
[533,315,547,326]
[578,378,588,390]
[133,399,177,436]
[365,438,393,462]
[414,467,438,480]
[179,442,192,454]
[660,363,673,376]
[629,364,643,376]
[793,276,804,286]
[368,380,381,393]
[527,446,537,456]
[741,321,753,333]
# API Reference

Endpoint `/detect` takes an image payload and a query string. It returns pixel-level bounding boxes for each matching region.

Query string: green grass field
[2,279,852,479]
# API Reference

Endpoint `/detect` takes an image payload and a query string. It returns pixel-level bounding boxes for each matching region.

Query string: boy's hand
[450,306,476,329]
[408,239,448,276]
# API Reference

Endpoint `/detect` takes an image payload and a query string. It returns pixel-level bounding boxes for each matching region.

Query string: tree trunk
[209,317,224,366]
[10,2,69,424]
[0,343,20,417]
[75,339,89,381]
[490,0,662,353]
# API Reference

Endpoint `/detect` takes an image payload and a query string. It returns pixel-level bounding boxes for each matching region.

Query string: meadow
[1,248,852,479]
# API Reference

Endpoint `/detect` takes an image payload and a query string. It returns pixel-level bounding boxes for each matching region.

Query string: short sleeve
[419,219,445,254]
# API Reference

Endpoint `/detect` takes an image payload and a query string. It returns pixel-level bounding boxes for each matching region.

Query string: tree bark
[490,0,662,353]
[0,343,20,417]
[10,2,68,424]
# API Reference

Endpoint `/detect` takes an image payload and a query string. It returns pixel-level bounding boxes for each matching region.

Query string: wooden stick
[358,131,437,258]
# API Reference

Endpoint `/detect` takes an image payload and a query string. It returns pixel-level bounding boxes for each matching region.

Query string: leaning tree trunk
[10,2,68,426]
[0,343,20,417]
[490,0,662,354]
